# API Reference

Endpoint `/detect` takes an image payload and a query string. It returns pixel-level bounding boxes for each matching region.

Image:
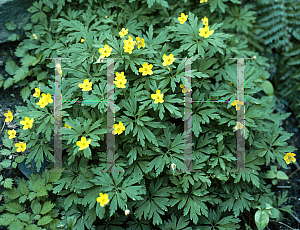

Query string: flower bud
[253,56,256,59]
[125,209,130,216]
[9,155,12,159]
[171,163,176,170]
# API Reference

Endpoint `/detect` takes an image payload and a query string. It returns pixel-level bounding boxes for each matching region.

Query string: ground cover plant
[0,0,299,229]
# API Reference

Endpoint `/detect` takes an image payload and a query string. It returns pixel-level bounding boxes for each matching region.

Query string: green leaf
[31,200,42,215]
[11,162,17,168]
[0,149,11,156]
[15,155,26,163]
[1,187,21,200]
[5,22,17,31]
[40,201,55,215]
[24,23,33,30]
[0,159,11,168]
[255,210,269,230]
[21,55,38,67]
[18,180,29,195]
[17,212,30,223]
[37,215,53,226]
[7,34,18,41]
[3,77,14,90]
[5,60,18,75]
[20,86,31,101]
[13,67,29,83]
[3,202,24,214]
[276,171,289,180]
[49,169,62,183]
[3,178,13,189]
[25,225,39,230]
[259,80,274,96]
[0,213,17,226]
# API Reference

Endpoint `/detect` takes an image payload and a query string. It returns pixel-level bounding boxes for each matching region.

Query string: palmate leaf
[158,213,192,230]
[167,181,209,225]
[199,207,241,230]
[135,178,175,226]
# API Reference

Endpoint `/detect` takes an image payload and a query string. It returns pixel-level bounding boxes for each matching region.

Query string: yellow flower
[99,45,112,58]
[200,0,208,3]
[119,28,128,38]
[36,97,48,108]
[123,44,135,54]
[15,142,26,153]
[41,93,53,104]
[7,130,16,139]
[151,90,164,104]
[81,38,84,43]
[180,84,191,93]
[114,78,127,88]
[33,88,41,98]
[64,124,71,129]
[136,37,145,49]
[33,34,37,39]
[139,63,153,76]
[202,16,208,26]
[199,25,214,38]
[76,136,91,151]
[124,35,136,47]
[115,72,126,81]
[163,54,176,66]
[78,79,92,91]
[20,117,34,130]
[231,100,244,111]
[56,63,62,77]
[178,13,188,24]
[112,122,126,135]
[96,193,109,207]
[234,121,244,130]
[4,110,13,122]
[284,152,296,164]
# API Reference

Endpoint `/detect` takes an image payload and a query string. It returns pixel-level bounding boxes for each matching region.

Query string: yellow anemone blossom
[180,84,191,93]
[76,136,91,151]
[200,0,208,3]
[163,54,176,66]
[7,130,16,139]
[199,25,214,38]
[64,124,71,129]
[81,38,84,43]
[41,93,53,104]
[36,97,48,108]
[33,88,41,97]
[97,193,109,207]
[4,110,13,122]
[114,78,127,88]
[284,153,296,164]
[78,79,92,91]
[15,142,26,152]
[115,72,126,81]
[151,90,164,104]
[139,63,153,76]
[99,45,112,58]
[119,28,128,38]
[178,13,188,24]
[123,44,135,54]
[112,122,126,135]
[124,35,136,47]
[33,34,37,39]
[231,100,244,111]
[20,117,34,130]
[202,16,208,26]
[136,37,145,49]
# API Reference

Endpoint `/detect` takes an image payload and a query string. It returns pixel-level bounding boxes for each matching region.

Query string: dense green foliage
[0,0,299,229]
